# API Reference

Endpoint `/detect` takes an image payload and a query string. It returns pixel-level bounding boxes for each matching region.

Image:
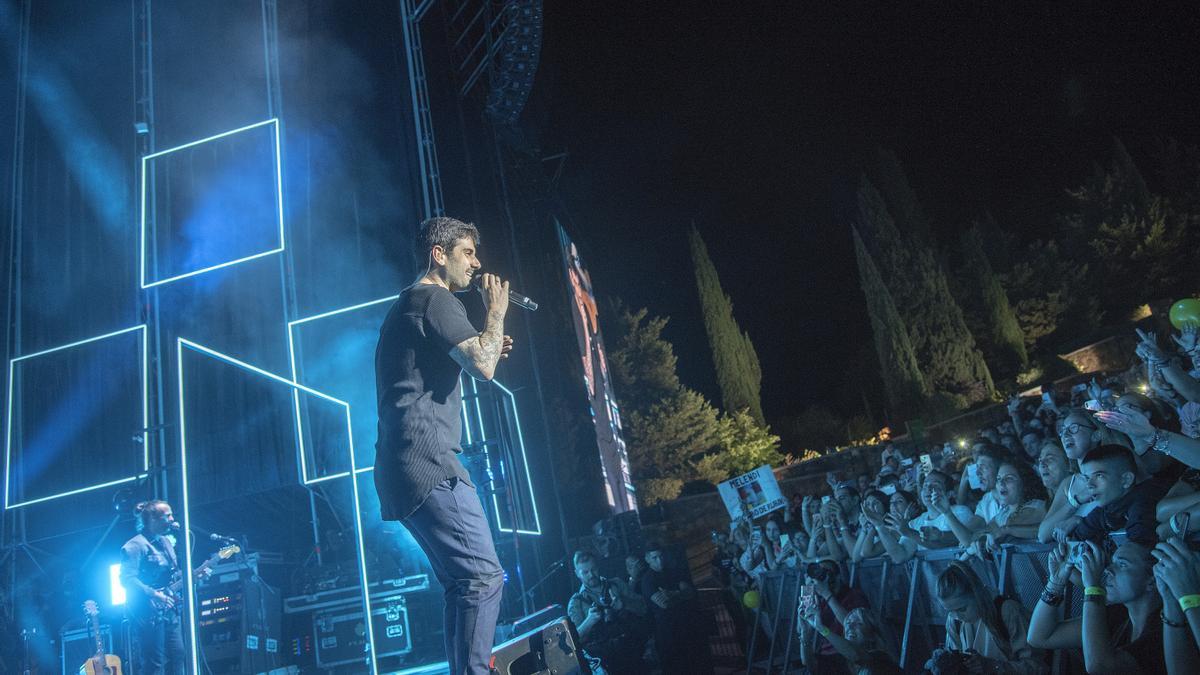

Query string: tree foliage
[958,225,1028,375]
[852,227,930,418]
[870,148,933,244]
[696,409,784,485]
[1063,139,1196,315]
[605,301,681,414]
[605,304,781,504]
[854,177,993,405]
[688,226,766,425]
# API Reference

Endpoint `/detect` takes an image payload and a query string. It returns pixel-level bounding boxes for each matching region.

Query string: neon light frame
[4,324,148,509]
[139,118,285,288]
[286,294,398,485]
[466,378,541,535]
[175,338,376,674]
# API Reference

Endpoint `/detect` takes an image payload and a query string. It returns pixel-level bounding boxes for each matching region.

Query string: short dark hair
[1081,444,1137,476]
[134,499,168,533]
[864,489,889,504]
[923,470,951,487]
[643,540,664,554]
[974,442,1011,465]
[573,550,596,567]
[418,217,479,258]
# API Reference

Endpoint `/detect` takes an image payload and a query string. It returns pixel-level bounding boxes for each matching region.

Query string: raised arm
[449,275,509,381]
[1027,543,1083,650]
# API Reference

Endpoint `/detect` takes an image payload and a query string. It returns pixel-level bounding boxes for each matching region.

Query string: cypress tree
[870,148,933,243]
[854,176,994,404]
[688,226,766,425]
[960,225,1028,374]
[852,228,930,418]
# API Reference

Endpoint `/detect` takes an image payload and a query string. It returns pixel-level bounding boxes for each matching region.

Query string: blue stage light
[492,380,542,536]
[139,118,285,288]
[4,325,148,510]
[110,563,126,605]
[175,338,376,674]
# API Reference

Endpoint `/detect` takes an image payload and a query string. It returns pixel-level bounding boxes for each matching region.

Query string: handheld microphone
[472,273,538,311]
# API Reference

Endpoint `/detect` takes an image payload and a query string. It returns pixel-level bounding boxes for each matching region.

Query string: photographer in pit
[567,550,649,673]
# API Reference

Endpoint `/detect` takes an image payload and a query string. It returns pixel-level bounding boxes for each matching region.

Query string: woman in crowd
[891,470,971,557]
[799,605,901,675]
[961,458,1047,559]
[1028,540,1165,674]
[851,489,890,562]
[764,516,803,569]
[931,561,1043,674]
[738,521,771,578]
[1036,440,1099,543]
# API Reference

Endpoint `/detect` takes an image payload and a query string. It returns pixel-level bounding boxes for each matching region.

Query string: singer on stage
[374,216,513,675]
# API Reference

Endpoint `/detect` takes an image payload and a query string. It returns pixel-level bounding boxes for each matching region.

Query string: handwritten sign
[717,465,785,520]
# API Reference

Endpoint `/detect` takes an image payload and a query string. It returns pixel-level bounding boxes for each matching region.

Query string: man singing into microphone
[374,216,513,675]
[120,500,184,675]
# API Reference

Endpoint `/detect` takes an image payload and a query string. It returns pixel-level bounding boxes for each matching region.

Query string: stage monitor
[556,222,637,513]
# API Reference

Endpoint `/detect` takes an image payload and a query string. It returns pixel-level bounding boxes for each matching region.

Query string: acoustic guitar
[80,600,122,675]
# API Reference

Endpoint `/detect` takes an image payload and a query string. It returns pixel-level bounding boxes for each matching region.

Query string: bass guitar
[152,544,241,617]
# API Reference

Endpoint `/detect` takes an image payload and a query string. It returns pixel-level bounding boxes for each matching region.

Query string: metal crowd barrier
[745,542,1075,673]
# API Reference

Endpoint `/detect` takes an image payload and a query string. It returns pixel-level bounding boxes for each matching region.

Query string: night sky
[532,3,1200,428]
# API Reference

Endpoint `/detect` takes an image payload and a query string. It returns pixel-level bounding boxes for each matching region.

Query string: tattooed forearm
[452,309,506,381]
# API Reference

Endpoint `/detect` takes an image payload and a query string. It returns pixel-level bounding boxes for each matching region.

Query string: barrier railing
[744,542,1074,673]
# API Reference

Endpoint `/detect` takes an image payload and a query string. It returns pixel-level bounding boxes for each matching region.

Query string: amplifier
[313,596,412,668]
[284,573,429,614]
[197,567,282,673]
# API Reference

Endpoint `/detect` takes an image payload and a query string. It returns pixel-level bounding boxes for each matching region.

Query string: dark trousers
[132,615,185,675]
[402,477,505,675]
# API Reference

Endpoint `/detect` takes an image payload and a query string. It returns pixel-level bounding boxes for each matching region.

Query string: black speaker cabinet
[488,617,591,675]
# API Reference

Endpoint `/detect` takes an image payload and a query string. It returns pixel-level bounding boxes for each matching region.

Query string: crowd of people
[703,323,1200,674]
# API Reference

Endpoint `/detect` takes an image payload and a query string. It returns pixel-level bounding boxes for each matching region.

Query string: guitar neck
[168,556,218,594]
[90,614,104,660]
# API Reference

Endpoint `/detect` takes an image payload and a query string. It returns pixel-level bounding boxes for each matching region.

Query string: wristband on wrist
[818,626,831,637]
[1153,429,1173,456]
[1162,610,1188,628]
[1040,590,1064,607]
[1178,594,1200,611]
[1084,586,1106,596]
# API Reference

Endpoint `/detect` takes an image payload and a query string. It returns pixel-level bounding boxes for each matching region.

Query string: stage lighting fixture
[4,325,148,509]
[139,118,284,288]
[110,563,126,605]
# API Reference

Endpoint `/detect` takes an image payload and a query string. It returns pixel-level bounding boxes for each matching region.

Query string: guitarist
[120,500,184,675]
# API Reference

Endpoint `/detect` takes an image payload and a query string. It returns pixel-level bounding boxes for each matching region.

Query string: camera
[1064,540,1089,567]
[806,562,829,581]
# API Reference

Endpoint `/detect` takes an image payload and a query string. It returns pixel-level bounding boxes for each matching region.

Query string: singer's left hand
[500,335,514,359]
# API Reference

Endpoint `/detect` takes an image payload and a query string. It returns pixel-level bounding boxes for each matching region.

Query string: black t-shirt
[639,566,691,620]
[1108,604,1166,675]
[374,284,478,519]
